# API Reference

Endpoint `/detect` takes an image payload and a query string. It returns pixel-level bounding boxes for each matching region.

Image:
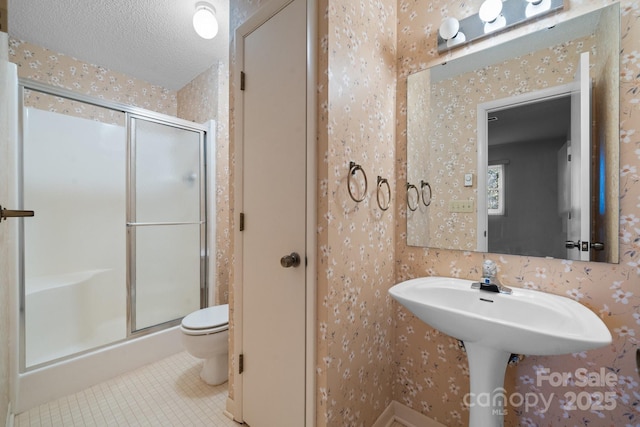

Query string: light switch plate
[464,173,473,187]
[449,200,474,213]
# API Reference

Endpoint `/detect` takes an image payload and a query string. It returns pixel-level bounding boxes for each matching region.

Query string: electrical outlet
[449,200,474,213]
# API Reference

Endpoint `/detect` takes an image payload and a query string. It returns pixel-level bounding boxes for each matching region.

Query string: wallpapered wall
[396,1,640,426]
[9,39,178,116]
[317,0,397,425]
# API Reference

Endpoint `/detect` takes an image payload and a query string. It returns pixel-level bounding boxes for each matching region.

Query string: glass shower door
[21,91,128,368]
[129,116,206,332]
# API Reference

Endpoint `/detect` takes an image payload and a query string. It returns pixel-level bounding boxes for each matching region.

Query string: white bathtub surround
[12,326,181,414]
[25,269,124,367]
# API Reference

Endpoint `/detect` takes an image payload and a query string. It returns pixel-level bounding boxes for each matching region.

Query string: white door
[566,52,591,261]
[238,0,307,425]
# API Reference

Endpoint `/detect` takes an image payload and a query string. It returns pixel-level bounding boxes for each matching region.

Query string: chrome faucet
[471,260,513,294]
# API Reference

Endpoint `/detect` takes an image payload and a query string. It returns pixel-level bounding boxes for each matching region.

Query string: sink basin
[389,276,612,427]
[389,276,611,355]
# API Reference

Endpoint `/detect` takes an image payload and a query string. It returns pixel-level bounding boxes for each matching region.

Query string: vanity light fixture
[479,0,506,34]
[437,0,563,53]
[193,1,218,40]
[439,17,466,48]
[525,0,552,18]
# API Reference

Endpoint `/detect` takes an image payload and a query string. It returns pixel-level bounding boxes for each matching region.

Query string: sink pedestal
[464,342,511,427]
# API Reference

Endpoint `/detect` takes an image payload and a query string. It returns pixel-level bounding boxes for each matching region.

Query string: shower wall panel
[23,107,127,367]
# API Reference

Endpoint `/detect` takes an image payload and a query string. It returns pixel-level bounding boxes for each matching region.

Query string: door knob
[280,252,301,268]
[565,240,580,249]
[566,240,597,251]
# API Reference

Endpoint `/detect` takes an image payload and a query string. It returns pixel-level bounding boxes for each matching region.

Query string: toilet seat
[181,304,229,336]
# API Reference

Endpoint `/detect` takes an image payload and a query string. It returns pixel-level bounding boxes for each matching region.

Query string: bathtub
[14,269,184,413]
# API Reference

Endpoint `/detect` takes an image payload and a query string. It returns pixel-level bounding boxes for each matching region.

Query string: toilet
[180,304,229,385]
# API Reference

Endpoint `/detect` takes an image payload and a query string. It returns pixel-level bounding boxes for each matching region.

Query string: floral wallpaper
[396,1,640,426]
[177,63,219,125]
[8,39,178,116]
[317,0,397,425]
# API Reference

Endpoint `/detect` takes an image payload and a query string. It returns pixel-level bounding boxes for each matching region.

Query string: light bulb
[439,17,466,48]
[439,17,460,40]
[193,3,218,39]
[525,0,552,18]
[479,0,503,23]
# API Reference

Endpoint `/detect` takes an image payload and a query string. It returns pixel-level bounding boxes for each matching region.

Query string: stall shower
[12,78,214,411]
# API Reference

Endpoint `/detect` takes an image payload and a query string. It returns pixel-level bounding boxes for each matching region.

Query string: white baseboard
[372,401,447,427]
[225,396,239,422]
[6,403,13,427]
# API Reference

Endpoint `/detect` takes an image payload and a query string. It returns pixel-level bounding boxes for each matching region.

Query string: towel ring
[406,183,419,212]
[420,180,432,207]
[348,161,367,203]
[376,176,391,211]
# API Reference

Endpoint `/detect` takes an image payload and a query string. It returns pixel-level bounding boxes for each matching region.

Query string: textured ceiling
[8,0,229,91]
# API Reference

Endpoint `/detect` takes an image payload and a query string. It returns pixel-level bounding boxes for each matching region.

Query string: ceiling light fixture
[193,2,218,40]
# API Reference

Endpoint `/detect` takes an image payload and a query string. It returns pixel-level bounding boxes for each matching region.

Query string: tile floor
[13,350,413,427]
[14,351,239,427]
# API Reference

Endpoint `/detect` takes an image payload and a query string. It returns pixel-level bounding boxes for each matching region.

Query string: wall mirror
[406,4,620,263]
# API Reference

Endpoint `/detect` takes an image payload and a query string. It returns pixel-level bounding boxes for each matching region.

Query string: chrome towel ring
[420,180,432,207]
[406,183,419,211]
[376,176,391,211]
[348,161,367,203]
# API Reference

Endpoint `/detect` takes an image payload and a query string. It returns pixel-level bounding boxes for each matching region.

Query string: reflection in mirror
[485,94,572,259]
[406,4,619,263]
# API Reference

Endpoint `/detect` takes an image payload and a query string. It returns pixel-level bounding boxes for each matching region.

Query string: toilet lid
[182,304,229,330]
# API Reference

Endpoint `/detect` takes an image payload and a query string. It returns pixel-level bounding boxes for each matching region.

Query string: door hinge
[568,154,572,162]
[239,354,244,374]
[240,71,246,91]
[240,212,245,231]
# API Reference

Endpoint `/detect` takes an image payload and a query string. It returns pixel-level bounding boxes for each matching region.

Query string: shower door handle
[0,205,34,222]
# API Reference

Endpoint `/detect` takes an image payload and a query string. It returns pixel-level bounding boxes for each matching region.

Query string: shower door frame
[17,79,210,372]
[127,113,208,334]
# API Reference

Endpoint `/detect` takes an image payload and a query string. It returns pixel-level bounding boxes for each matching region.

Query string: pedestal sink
[389,276,612,427]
